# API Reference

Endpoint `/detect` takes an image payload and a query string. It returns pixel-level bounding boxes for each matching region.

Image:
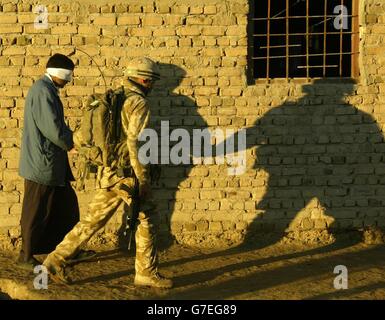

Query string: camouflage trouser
[45,177,159,276]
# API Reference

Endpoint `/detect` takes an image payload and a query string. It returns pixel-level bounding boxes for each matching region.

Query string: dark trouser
[19,179,80,261]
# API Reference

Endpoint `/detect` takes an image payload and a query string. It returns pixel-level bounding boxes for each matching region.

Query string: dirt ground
[0,234,385,301]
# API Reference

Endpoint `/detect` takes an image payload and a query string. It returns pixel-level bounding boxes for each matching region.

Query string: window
[248,0,359,80]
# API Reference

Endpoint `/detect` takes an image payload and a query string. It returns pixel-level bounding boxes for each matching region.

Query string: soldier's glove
[149,164,161,185]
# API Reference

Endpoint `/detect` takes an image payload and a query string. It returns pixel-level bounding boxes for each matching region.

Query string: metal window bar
[323,0,328,76]
[251,51,359,60]
[351,0,359,77]
[266,0,271,79]
[339,0,344,76]
[250,0,360,80]
[297,65,338,68]
[306,0,309,79]
[286,0,289,78]
[251,14,356,21]
[260,44,301,49]
[252,31,357,37]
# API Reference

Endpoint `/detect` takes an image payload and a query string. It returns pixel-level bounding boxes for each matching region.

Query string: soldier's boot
[16,254,41,271]
[134,272,173,289]
[43,256,72,285]
[66,249,97,266]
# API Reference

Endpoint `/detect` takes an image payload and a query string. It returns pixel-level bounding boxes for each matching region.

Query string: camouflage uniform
[44,81,159,277]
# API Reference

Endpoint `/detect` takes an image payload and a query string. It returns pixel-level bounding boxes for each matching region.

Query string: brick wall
[0,0,384,248]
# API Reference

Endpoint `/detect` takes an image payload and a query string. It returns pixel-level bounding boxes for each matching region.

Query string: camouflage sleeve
[122,98,150,186]
[73,129,84,149]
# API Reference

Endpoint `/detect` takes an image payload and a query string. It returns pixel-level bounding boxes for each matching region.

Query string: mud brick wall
[0,0,384,248]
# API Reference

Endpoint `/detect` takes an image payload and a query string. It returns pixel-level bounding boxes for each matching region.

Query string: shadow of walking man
[243,79,385,249]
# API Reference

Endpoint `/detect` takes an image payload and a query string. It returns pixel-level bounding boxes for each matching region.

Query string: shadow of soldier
[242,78,385,249]
[162,242,385,299]
[156,79,385,291]
[117,62,209,251]
[162,78,385,261]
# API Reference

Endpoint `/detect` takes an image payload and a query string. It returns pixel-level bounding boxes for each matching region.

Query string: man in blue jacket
[18,53,80,270]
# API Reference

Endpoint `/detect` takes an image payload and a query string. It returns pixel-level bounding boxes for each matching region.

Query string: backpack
[75,87,128,189]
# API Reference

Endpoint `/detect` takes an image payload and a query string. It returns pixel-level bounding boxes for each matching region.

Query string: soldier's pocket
[115,177,136,197]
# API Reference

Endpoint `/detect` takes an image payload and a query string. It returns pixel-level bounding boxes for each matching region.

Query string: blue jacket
[19,75,74,186]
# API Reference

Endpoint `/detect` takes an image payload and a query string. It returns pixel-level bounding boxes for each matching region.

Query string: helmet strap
[128,78,151,96]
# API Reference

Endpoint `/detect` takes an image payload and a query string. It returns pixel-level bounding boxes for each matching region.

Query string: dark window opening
[248,0,359,80]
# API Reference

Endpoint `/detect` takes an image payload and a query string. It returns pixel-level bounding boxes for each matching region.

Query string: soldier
[43,57,173,289]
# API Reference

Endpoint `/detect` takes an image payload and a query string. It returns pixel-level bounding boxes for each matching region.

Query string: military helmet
[124,57,160,81]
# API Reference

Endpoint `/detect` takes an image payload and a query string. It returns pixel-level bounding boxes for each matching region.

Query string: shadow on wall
[151,63,209,245]
[228,78,385,249]
[119,68,385,251]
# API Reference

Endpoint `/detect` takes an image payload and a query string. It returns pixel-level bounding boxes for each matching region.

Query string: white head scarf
[46,68,73,81]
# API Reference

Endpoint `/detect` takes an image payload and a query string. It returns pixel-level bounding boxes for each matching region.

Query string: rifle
[124,168,157,251]
[125,177,140,251]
